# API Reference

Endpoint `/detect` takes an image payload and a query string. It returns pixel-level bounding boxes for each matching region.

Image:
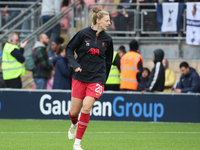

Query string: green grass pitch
[0,119,200,150]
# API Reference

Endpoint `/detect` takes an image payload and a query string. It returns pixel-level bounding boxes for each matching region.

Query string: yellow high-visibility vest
[106,52,120,84]
[2,42,25,80]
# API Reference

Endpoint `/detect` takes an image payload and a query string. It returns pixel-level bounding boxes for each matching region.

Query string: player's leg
[73,82,104,150]
[73,96,96,150]
[69,97,83,124]
[68,97,82,140]
[68,79,86,140]
[69,78,86,124]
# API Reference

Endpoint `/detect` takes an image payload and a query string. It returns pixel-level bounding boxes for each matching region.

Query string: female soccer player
[65,6,113,150]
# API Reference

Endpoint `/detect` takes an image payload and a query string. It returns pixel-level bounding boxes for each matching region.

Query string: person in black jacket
[52,44,71,90]
[173,62,200,93]
[66,6,113,150]
[141,49,165,93]
[0,55,6,88]
[48,37,64,65]
[165,0,184,2]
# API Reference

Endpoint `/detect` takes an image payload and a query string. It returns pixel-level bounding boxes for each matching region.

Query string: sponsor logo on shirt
[86,48,100,55]
[85,40,91,46]
[102,42,105,47]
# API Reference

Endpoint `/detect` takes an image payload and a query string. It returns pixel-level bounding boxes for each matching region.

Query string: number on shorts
[95,84,103,94]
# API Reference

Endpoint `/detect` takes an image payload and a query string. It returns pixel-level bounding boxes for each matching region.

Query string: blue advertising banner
[0,89,199,123]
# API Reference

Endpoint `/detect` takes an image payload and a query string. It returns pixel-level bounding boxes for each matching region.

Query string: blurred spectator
[113,0,136,36]
[162,58,175,93]
[98,0,114,10]
[1,0,37,32]
[0,3,7,26]
[41,0,62,54]
[48,37,64,64]
[141,49,165,94]
[0,3,7,8]
[117,45,126,58]
[165,0,184,2]
[52,37,64,54]
[105,45,126,91]
[19,0,37,36]
[2,0,21,29]
[0,52,6,88]
[60,6,69,31]
[137,67,150,91]
[189,0,200,1]
[32,33,52,89]
[0,72,6,88]
[52,44,72,90]
[120,40,143,91]
[148,49,165,92]
[81,0,95,7]
[137,0,158,36]
[173,62,200,93]
[62,0,69,6]
[137,0,158,9]
[46,69,54,90]
[1,32,28,88]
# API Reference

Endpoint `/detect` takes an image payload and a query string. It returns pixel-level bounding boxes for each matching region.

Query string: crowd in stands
[0,31,200,93]
[105,40,200,93]
[1,0,200,36]
[0,0,200,93]
[31,33,72,90]
[0,0,37,36]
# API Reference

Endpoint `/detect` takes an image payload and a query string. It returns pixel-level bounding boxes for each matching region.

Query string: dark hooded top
[137,76,149,91]
[176,67,200,93]
[148,49,165,92]
[52,55,72,90]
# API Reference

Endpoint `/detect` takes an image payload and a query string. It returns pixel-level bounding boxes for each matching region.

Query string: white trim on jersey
[149,62,161,91]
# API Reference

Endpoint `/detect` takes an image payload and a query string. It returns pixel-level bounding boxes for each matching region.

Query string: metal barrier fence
[0,2,187,44]
[0,8,39,34]
[0,0,84,49]
[0,0,42,40]
[87,3,186,44]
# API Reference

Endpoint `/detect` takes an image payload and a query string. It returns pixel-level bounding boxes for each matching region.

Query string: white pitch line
[0,132,200,134]
[87,132,200,134]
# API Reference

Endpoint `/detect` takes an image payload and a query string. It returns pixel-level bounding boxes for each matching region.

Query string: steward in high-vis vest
[1,33,28,88]
[105,52,120,90]
[105,46,126,91]
[120,40,143,91]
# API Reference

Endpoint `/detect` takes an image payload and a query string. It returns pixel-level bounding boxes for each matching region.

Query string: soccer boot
[73,143,83,150]
[68,124,77,140]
